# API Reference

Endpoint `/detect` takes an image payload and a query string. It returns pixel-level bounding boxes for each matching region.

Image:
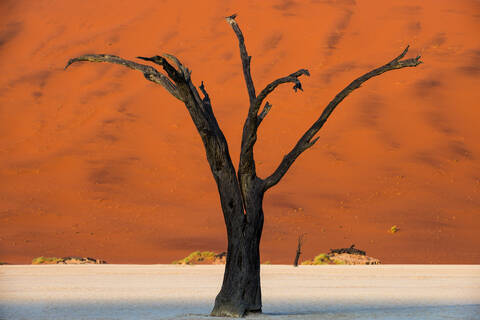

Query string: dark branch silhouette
[65,54,183,101]
[263,46,421,190]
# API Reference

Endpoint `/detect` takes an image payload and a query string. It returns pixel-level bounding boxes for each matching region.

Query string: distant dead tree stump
[293,233,306,267]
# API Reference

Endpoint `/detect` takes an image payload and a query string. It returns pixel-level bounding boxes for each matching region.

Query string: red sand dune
[1,0,479,264]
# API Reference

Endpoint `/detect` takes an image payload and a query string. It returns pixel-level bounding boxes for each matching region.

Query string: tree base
[211,297,262,318]
[210,302,246,318]
[246,309,262,315]
[210,305,262,318]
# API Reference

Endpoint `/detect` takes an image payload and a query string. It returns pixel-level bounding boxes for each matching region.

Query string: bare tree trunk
[211,221,263,316]
[212,179,265,317]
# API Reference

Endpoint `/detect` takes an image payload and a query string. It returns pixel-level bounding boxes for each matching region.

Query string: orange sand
[1,0,479,264]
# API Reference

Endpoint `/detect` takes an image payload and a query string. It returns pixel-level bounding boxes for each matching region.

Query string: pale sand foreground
[0,265,479,320]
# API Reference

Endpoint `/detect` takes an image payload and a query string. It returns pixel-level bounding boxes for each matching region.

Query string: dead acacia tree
[65,15,421,318]
[293,233,306,267]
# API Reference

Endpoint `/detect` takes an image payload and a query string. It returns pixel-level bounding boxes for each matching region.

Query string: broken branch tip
[136,56,151,62]
[64,58,78,70]
[225,13,237,24]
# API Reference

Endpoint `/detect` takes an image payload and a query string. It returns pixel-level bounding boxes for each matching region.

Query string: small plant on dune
[313,253,332,265]
[390,225,400,234]
[32,256,63,264]
[262,261,271,265]
[172,251,217,265]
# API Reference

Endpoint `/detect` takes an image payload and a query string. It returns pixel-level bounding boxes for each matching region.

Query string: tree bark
[211,178,265,317]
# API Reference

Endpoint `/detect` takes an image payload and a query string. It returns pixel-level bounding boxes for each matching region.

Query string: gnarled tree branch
[66,52,239,175]
[263,46,422,190]
[137,54,203,110]
[65,54,183,101]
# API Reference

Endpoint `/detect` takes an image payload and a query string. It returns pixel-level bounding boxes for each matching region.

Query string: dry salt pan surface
[1,265,479,320]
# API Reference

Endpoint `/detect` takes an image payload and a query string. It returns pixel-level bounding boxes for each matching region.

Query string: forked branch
[255,69,310,113]
[227,14,310,185]
[263,46,422,190]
